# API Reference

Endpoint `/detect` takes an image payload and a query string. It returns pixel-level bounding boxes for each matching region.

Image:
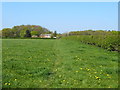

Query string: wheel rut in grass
[46,39,91,87]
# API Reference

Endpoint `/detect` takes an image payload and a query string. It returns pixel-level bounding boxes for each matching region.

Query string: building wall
[40,34,51,38]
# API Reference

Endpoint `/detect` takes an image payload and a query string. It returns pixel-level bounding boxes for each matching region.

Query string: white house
[32,35,38,38]
[40,34,52,38]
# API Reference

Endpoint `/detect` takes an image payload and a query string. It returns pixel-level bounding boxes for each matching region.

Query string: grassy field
[2,39,118,88]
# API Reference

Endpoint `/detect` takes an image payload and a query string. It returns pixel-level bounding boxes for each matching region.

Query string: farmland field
[2,39,118,88]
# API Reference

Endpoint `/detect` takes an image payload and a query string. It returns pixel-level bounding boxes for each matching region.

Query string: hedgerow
[62,30,120,52]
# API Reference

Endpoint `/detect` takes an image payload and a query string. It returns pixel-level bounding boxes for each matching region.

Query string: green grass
[2,39,118,88]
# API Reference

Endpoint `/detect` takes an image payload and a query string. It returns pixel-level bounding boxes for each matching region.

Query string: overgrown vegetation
[62,30,120,51]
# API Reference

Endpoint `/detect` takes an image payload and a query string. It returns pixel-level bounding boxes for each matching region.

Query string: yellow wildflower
[87,69,90,71]
[59,75,62,77]
[63,80,65,82]
[95,76,100,79]
[80,68,82,70]
[4,83,7,85]
[106,74,109,76]
[96,77,99,79]
[76,71,78,73]
[8,83,11,85]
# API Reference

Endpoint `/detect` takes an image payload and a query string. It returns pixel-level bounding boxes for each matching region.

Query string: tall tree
[24,30,31,37]
[2,28,14,38]
[31,31,39,36]
[54,31,57,37]
[2,25,52,38]
[20,30,26,37]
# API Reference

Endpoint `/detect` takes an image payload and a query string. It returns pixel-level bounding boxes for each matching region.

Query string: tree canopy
[1,25,53,38]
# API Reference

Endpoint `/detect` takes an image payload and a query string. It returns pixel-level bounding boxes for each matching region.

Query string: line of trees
[62,30,120,51]
[1,25,53,38]
[68,30,119,36]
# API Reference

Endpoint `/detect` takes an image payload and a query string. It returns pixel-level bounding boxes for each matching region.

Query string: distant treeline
[69,30,118,35]
[0,25,53,38]
[62,30,120,52]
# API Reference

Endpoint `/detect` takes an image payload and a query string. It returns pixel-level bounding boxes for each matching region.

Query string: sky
[2,2,118,33]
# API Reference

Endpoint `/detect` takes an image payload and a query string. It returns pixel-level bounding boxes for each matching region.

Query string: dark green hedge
[62,35,120,52]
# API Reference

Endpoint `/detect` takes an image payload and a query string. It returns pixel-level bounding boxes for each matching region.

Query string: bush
[62,31,119,52]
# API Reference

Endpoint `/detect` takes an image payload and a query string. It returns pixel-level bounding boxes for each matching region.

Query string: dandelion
[95,76,100,80]
[76,71,78,73]
[95,76,99,79]
[63,80,65,82]
[8,83,10,85]
[106,74,109,76]
[87,69,90,71]
[4,83,7,85]
[59,75,62,77]
[80,68,82,70]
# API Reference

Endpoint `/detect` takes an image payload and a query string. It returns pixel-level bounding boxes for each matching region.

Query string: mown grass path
[2,39,118,88]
